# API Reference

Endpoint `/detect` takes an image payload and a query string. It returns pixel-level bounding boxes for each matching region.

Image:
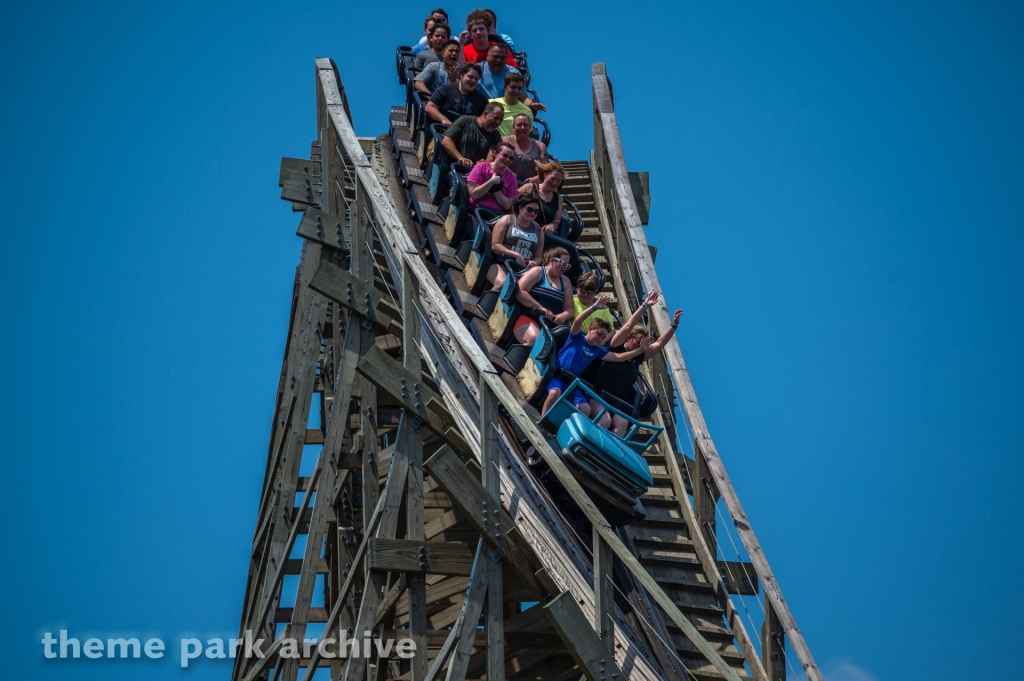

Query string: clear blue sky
[2,1,1021,680]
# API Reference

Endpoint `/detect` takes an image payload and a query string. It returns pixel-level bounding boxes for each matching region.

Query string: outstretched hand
[594,294,611,309]
[672,309,683,324]
[643,290,659,307]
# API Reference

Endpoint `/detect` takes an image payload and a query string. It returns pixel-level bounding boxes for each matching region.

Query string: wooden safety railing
[590,62,822,681]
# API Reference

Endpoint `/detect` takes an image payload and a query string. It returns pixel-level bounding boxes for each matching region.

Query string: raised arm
[602,342,647,363]
[644,309,683,360]
[571,293,610,335]
[609,290,659,347]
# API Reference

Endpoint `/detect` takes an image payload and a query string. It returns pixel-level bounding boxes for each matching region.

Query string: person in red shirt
[460,9,516,67]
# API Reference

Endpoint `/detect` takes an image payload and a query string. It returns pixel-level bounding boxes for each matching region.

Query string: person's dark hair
[459,62,483,77]
[487,43,506,56]
[512,193,542,216]
[589,318,612,333]
[466,9,491,29]
[424,15,437,29]
[542,247,570,265]
[482,9,498,27]
[504,72,525,88]
[442,39,461,51]
[432,7,449,20]
[483,101,504,116]
[430,24,451,39]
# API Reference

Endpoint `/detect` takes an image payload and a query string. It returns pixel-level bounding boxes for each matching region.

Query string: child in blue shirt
[540,294,648,419]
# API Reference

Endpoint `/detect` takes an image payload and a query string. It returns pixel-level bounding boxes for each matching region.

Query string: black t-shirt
[429,83,489,123]
[593,344,644,400]
[444,115,501,163]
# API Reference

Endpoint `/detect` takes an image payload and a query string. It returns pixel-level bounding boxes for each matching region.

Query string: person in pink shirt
[466,142,518,212]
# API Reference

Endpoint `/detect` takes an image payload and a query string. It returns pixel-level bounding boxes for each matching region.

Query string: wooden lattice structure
[231,59,821,681]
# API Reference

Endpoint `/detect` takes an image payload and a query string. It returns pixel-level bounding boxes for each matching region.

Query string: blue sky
[2,1,1021,680]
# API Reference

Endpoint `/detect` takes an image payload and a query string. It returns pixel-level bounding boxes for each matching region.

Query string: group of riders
[406,8,683,437]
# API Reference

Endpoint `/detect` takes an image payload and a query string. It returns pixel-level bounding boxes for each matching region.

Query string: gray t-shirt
[444,116,502,164]
[413,50,440,71]
[414,61,452,93]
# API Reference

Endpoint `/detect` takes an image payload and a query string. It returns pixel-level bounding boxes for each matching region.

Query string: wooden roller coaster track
[231,58,822,681]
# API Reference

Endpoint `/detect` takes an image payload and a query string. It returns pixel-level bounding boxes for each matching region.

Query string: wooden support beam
[298,436,409,681]
[296,206,350,252]
[424,448,545,600]
[593,62,821,681]
[309,258,400,334]
[694,441,719,555]
[280,156,321,186]
[544,591,626,681]
[444,542,489,681]
[480,380,505,681]
[762,597,786,681]
[356,344,469,454]
[281,170,323,206]
[368,539,475,575]
[342,438,409,681]
[592,527,614,660]
[403,261,428,681]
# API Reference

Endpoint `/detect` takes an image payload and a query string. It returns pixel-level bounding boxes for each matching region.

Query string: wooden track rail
[232,57,820,681]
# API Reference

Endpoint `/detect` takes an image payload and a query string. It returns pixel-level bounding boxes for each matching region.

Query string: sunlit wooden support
[592,61,822,681]
[762,598,786,681]
[593,528,614,659]
[479,380,505,681]
[403,260,428,681]
[694,441,719,555]
[544,591,626,681]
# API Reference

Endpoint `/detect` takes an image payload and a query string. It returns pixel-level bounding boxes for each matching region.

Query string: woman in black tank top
[589,291,684,436]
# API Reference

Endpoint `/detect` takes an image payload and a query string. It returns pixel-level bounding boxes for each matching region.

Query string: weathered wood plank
[592,62,820,681]
[368,539,475,575]
[309,259,399,334]
[296,206,349,251]
[544,591,626,681]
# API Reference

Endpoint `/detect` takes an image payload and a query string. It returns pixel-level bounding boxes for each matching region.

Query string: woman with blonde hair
[517,159,564,234]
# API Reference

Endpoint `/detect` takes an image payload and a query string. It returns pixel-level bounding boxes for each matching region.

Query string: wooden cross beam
[296,207,350,252]
[356,344,469,454]
[309,259,400,335]
[368,539,475,575]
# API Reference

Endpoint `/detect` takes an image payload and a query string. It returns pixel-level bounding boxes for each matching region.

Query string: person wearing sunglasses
[486,193,545,292]
[588,291,684,435]
[570,272,616,333]
[467,141,519,212]
[510,247,576,348]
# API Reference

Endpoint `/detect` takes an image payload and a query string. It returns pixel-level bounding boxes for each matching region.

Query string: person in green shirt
[489,72,545,137]
[570,272,617,333]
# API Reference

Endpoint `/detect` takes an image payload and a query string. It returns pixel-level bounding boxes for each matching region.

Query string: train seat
[437,163,472,248]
